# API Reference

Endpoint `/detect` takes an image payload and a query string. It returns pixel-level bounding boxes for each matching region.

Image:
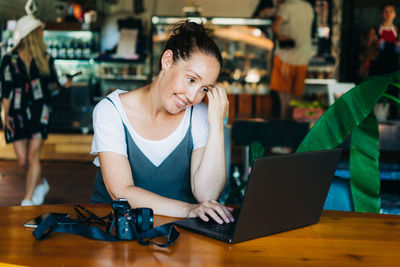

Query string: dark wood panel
[237,94,253,119]
[227,94,236,124]
[255,94,272,119]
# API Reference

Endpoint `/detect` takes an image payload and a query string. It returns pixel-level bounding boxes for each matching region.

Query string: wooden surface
[0,131,94,162]
[1,204,400,266]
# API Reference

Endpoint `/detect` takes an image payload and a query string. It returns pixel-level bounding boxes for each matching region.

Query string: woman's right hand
[186,200,235,224]
[5,116,14,135]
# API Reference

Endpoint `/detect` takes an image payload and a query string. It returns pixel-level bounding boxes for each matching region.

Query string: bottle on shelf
[51,40,59,59]
[46,40,53,56]
[82,41,91,59]
[90,39,97,58]
[58,40,66,59]
[74,40,82,59]
[67,40,75,59]
[232,166,241,187]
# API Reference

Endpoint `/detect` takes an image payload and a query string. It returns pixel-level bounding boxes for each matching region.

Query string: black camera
[112,198,154,240]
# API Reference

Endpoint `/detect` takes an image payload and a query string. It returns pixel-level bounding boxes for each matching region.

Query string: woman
[365,4,400,76]
[0,15,68,206]
[91,21,234,224]
[362,4,400,119]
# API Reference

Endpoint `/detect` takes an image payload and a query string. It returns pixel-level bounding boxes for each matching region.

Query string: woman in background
[0,15,69,205]
[365,4,399,76]
[363,4,400,119]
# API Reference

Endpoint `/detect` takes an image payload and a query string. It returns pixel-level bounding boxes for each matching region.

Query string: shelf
[94,57,146,63]
[69,82,90,87]
[97,74,148,81]
[151,16,273,26]
[54,58,93,62]
[53,57,147,64]
[305,78,337,85]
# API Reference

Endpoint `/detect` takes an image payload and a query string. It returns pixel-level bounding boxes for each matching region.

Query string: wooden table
[1,204,400,266]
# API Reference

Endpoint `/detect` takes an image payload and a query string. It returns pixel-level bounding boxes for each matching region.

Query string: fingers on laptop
[210,200,235,223]
[196,201,234,224]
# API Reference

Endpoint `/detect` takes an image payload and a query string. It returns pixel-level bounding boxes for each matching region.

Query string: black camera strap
[32,211,179,247]
[128,220,179,247]
[33,214,119,241]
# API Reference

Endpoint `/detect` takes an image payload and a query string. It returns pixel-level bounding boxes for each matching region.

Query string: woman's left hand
[206,85,229,128]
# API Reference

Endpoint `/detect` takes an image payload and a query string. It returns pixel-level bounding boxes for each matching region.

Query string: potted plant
[289,99,328,122]
[297,72,400,213]
[225,72,399,211]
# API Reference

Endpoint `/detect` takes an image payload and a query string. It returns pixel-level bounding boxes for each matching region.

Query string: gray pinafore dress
[90,98,197,204]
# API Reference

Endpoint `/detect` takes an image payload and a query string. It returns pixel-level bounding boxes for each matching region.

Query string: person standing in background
[362,3,400,119]
[252,0,281,118]
[270,0,314,119]
[0,1,70,206]
[365,4,399,77]
[252,0,276,20]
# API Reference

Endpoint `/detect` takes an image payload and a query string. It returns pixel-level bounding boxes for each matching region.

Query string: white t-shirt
[91,90,210,167]
[276,0,314,66]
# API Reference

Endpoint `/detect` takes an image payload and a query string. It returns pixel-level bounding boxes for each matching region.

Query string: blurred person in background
[252,0,276,19]
[362,3,400,119]
[270,0,314,119]
[252,0,281,118]
[0,4,70,205]
[364,4,399,77]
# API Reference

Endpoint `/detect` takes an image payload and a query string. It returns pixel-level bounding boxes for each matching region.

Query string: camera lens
[136,208,154,232]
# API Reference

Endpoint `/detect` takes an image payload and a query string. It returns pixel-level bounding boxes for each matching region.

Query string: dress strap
[189,106,193,129]
[105,96,129,147]
[105,97,125,123]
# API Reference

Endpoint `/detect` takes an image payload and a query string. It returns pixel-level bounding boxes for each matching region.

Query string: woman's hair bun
[172,19,209,36]
[159,19,222,71]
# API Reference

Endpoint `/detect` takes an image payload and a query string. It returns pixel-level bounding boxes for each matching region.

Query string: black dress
[0,52,59,143]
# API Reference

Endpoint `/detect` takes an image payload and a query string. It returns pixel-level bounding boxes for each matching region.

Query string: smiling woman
[90,20,234,225]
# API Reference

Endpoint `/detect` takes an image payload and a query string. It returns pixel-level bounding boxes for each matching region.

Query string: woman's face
[382,6,396,23]
[160,51,220,114]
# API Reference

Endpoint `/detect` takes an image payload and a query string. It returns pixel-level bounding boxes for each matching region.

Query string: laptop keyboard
[196,209,240,236]
[207,221,236,236]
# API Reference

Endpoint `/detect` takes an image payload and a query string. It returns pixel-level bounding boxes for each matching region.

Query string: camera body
[112,198,154,240]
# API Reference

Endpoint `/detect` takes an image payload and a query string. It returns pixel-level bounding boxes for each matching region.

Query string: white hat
[13,15,44,49]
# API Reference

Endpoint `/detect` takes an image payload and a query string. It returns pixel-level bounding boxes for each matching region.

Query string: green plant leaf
[249,141,264,166]
[296,73,395,213]
[350,112,380,212]
[382,93,400,105]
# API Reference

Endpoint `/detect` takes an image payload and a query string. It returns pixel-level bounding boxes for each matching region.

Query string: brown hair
[380,3,396,14]
[159,20,222,71]
[17,27,49,75]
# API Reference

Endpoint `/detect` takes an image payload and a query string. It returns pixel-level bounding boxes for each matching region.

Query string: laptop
[174,148,342,244]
